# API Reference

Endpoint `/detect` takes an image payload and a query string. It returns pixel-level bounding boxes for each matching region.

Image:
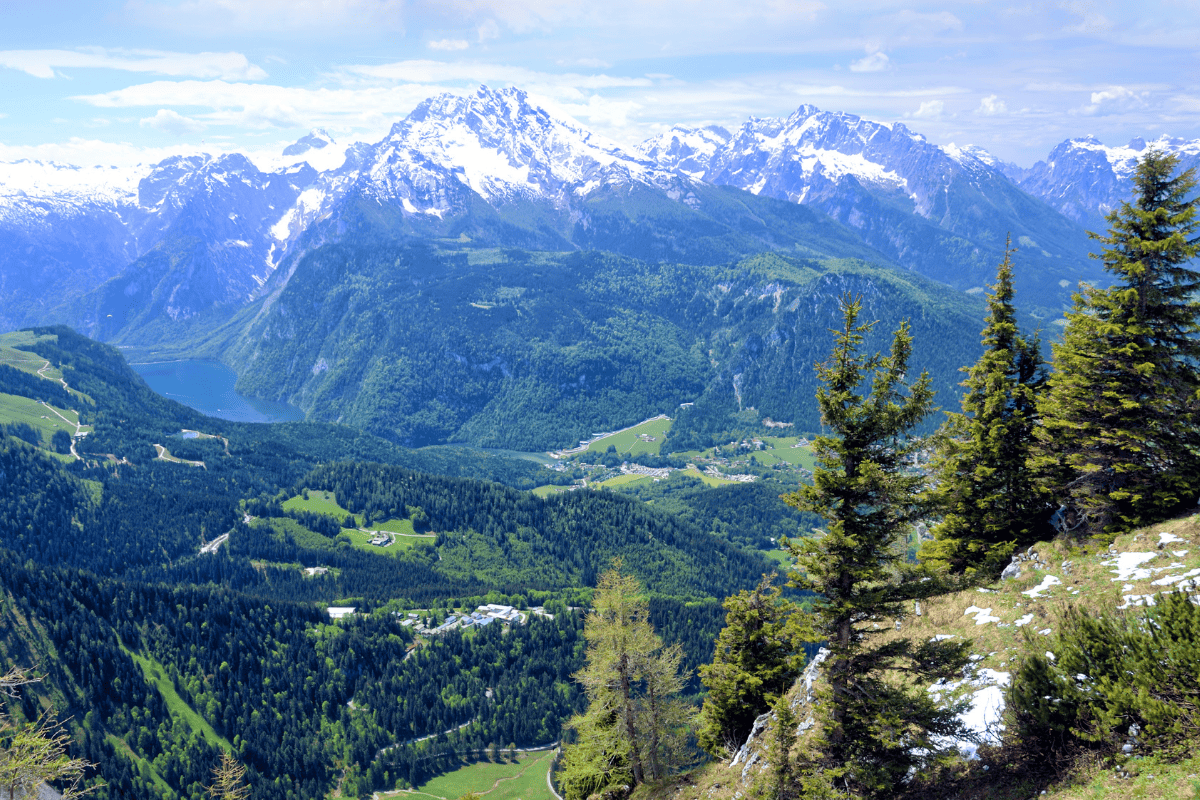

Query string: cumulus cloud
[909,100,944,119]
[0,48,267,80]
[849,51,889,73]
[1080,86,1146,115]
[139,109,206,135]
[428,39,470,51]
[976,95,1007,115]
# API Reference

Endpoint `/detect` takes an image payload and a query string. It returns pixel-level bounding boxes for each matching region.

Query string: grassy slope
[124,648,233,752]
[637,513,1200,800]
[388,750,556,800]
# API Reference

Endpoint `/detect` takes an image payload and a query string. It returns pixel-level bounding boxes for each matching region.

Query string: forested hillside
[213,245,989,451]
[0,326,776,800]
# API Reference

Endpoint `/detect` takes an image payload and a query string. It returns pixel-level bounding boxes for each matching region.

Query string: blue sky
[1,0,1197,168]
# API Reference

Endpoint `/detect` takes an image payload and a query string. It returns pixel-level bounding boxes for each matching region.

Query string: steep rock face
[1014,135,1200,228]
[80,153,322,338]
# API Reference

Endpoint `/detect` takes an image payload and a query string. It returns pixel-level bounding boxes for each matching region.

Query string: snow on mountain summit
[363,85,677,208]
[1015,134,1200,224]
[283,129,335,157]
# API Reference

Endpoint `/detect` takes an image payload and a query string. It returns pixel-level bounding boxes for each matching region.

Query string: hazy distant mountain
[639,106,1098,312]
[1009,135,1200,228]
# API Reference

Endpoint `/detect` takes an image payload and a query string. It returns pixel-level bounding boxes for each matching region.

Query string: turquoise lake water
[131,360,304,424]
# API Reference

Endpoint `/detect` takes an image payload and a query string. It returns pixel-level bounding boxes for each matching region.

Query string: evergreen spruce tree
[696,574,803,758]
[1032,150,1200,535]
[559,562,690,800]
[922,240,1047,574]
[783,295,972,798]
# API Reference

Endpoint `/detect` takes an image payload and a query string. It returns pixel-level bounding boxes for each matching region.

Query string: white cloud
[0,48,267,80]
[1080,86,1147,115]
[909,100,945,119]
[428,39,470,51]
[976,95,1007,116]
[140,108,206,134]
[849,51,889,73]
[339,60,653,95]
[72,79,446,133]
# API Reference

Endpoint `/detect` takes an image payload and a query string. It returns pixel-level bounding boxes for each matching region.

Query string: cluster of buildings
[402,604,528,635]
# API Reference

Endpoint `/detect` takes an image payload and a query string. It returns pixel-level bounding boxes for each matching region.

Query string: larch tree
[1032,150,1200,536]
[558,562,689,800]
[206,751,250,800]
[0,667,95,800]
[922,240,1048,574]
[696,574,804,758]
[783,295,973,798]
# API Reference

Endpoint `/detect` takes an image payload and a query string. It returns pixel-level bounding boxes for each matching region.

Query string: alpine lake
[131,359,304,424]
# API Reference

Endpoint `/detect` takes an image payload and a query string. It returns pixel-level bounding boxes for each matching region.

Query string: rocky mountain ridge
[3,85,1193,337]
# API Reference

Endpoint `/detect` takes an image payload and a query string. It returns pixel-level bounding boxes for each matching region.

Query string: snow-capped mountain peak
[1014,133,1200,224]
[283,128,335,157]
[365,85,674,207]
[637,125,731,179]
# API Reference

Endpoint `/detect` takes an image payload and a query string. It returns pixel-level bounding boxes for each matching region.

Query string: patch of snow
[1118,594,1158,610]
[1022,574,1062,598]
[1013,614,1034,627]
[1150,568,1200,587]
[929,669,1011,760]
[1159,531,1186,546]
[1104,551,1159,581]
[1038,628,1052,635]
[963,606,1002,625]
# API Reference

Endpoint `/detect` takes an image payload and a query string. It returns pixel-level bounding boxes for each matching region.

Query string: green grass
[679,467,739,487]
[373,518,417,535]
[762,549,793,567]
[106,733,175,797]
[532,484,576,498]
[282,489,358,522]
[0,392,88,446]
[0,343,50,376]
[405,750,556,800]
[584,417,672,456]
[338,527,433,555]
[750,437,816,470]
[125,649,232,752]
[596,474,653,489]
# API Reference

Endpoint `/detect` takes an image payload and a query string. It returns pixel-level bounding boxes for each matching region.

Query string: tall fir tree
[696,574,804,758]
[558,562,690,800]
[1031,150,1200,536]
[922,240,1048,574]
[783,295,972,798]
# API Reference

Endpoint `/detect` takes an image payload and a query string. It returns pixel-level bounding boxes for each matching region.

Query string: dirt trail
[39,401,86,458]
[36,360,70,391]
[153,443,206,469]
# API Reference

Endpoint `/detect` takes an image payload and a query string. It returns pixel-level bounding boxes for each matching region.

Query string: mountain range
[3,85,1196,448]
[6,85,1190,335]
